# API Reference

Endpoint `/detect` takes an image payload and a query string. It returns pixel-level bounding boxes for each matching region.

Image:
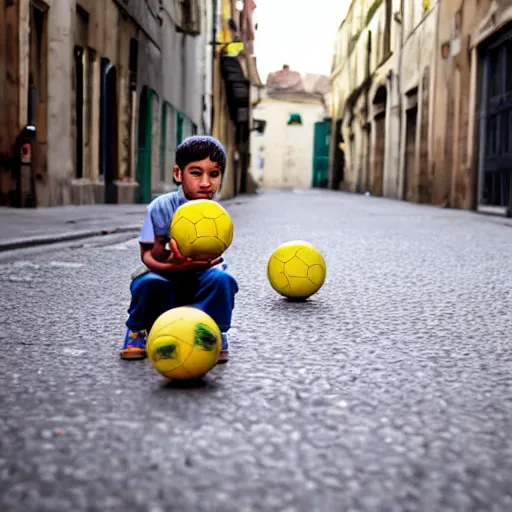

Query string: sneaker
[120,329,148,360]
[217,333,229,364]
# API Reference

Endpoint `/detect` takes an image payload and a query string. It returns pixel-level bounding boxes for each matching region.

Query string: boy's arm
[140,240,223,273]
[138,209,176,272]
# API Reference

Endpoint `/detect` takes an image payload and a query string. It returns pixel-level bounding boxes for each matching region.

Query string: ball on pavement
[267,241,326,300]
[170,199,233,260]
[147,306,222,380]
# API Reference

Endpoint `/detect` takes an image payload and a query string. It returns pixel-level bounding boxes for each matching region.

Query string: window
[287,113,302,125]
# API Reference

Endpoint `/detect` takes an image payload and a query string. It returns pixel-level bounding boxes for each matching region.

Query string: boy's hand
[168,239,223,271]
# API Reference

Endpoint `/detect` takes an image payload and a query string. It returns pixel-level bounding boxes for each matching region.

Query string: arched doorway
[136,86,154,204]
[372,85,387,197]
[100,59,118,203]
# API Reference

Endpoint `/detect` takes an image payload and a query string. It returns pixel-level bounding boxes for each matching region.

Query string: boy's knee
[210,269,239,295]
[223,272,238,294]
[131,272,170,294]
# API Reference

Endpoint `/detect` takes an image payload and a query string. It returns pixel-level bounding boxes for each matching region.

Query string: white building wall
[250,97,325,189]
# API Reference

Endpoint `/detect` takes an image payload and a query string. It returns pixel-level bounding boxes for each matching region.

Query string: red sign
[21,143,31,164]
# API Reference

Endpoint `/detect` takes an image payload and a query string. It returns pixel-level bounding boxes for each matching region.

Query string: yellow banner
[219,0,233,44]
[226,42,244,56]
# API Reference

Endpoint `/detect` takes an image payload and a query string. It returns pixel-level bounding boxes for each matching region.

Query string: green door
[312,120,331,188]
[176,112,184,146]
[135,87,156,204]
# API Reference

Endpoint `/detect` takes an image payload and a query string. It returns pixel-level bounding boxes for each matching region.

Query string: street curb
[0,224,141,252]
[0,195,249,253]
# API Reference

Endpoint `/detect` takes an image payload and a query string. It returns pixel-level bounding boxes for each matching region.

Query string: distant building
[250,66,330,189]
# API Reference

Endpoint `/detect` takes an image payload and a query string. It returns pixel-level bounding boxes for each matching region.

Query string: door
[404,107,418,201]
[332,119,345,190]
[312,120,331,188]
[373,113,385,196]
[135,86,154,204]
[481,31,512,214]
[100,60,118,203]
[74,46,84,179]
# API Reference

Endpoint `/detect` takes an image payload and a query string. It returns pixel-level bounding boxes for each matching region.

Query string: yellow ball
[146,306,222,380]
[267,241,326,300]
[170,199,233,260]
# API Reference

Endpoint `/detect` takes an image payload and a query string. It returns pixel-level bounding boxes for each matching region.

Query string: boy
[120,135,238,363]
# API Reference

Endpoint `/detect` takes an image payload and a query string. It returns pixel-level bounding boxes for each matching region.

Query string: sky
[252,0,351,82]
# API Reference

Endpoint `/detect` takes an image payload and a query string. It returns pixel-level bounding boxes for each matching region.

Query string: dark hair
[175,135,227,172]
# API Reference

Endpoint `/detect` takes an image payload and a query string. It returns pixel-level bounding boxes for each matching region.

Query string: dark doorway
[332,120,345,190]
[480,27,512,215]
[74,46,84,179]
[372,86,387,197]
[100,59,118,203]
[373,113,385,196]
[404,106,418,201]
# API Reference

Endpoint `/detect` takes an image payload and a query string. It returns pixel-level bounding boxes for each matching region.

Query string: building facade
[0,0,262,207]
[330,0,402,198]
[330,0,512,217]
[212,0,263,200]
[434,0,512,215]
[398,0,439,204]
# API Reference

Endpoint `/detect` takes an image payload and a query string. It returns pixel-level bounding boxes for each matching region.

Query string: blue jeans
[126,268,238,334]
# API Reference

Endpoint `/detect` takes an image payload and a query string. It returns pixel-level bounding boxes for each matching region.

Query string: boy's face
[174,158,223,200]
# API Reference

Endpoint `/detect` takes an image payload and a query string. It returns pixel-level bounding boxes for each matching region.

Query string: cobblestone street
[1,189,512,511]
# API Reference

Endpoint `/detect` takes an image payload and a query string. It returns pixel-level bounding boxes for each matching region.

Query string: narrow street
[1,189,512,511]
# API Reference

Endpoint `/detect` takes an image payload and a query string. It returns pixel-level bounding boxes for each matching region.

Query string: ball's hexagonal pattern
[147,306,222,380]
[267,256,290,293]
[284,257,309,278]
[195,218,217,238]
[267,240,326,299]
[170,200,234,260]
[171,217,198,244]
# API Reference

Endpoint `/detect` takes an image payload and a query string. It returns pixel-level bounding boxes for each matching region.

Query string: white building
[250,66,330,189]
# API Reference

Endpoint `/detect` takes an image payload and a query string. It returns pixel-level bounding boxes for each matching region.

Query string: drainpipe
[364,30,372,192]
[396,0,404,200]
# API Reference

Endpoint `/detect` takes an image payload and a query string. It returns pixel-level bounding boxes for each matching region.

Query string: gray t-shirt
[139,186,188,243]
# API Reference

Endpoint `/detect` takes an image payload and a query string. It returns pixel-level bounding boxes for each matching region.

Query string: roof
[265,67,330,100]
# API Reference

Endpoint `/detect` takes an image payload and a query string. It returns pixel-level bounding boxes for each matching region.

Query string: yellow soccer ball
[267,241,326,300]
[170,199,233,260]
[147,306,222,380]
